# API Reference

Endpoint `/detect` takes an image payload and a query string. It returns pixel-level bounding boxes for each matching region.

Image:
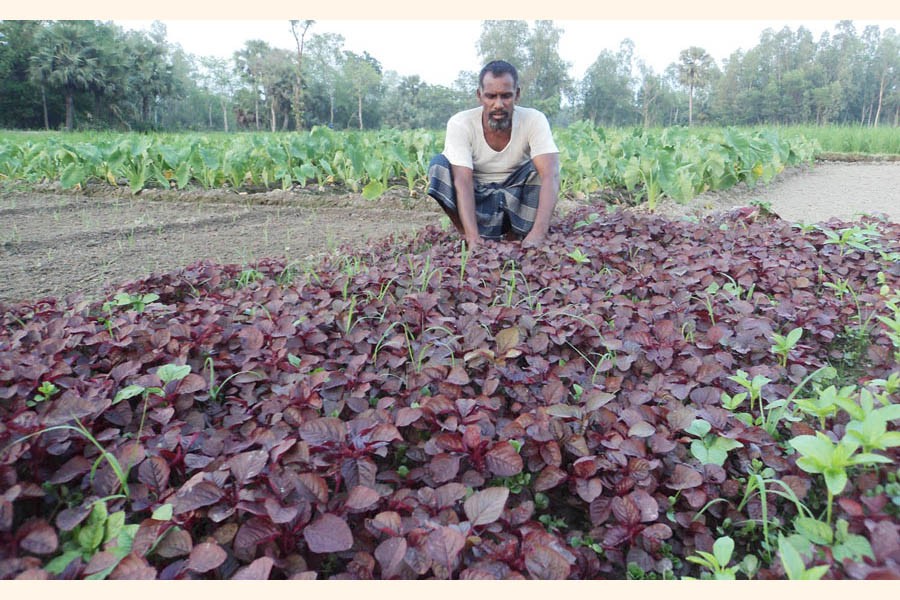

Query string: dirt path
[2,160,899,306]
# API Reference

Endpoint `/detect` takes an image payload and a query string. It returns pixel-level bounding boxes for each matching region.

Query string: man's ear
[515,87,521,101]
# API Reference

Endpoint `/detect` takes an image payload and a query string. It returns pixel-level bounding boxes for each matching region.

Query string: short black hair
[479,60,519,90]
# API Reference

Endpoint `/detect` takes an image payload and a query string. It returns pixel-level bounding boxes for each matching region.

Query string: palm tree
[28,21,102,131]
[677,46,715,126]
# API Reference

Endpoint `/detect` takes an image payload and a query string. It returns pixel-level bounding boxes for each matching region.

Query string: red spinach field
[1,205,899,579]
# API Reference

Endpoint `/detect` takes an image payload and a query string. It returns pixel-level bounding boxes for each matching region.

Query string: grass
[777,125,900,156]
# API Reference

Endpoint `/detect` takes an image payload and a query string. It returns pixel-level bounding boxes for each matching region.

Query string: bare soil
[2,160,899,306]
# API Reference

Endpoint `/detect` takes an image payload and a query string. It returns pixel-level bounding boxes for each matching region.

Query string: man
[427,60,560,249]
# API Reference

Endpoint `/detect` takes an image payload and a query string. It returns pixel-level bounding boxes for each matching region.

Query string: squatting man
[427,60,561,249]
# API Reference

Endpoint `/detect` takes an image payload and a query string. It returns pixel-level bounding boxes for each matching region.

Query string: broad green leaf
[104,511,126,544]
[60,163,85,189]
[789,434,834,468]
[686,419,712,437]
[44,549,82,575]
[114,385,146,405]
[362,180,386,200]
[823,468,848,496]
[779,535,808,580]
[156,364,190,385]
[793,517,832,545]
[152,503,174,521]
[712,536,734,567]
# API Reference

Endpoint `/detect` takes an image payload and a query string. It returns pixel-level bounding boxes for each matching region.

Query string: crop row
[0,125,817,205]
[1,205,898,579]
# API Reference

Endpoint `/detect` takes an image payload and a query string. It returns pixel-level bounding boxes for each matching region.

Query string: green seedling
[770,327,803,368]
[114,363,191,440]
[686,419,743,467]
[27,380,60,407]
[204,357,262,403]
[786,517,875,566]
[728,369,771,418]
[789,431,893,524]
[10,418,130,498]
[101,291,159,314]
[684,536,740,580]
[819,225,876,256]
[566,247,591,264]
[574,212,600,228]
[235,268,264,288]
[45,500,174,579]
[777,534,829,580]
[844,400,900,454]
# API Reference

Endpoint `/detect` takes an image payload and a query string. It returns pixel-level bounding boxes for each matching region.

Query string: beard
[487,110,512,131]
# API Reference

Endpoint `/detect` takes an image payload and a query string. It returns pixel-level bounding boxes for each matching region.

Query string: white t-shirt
[442,106,559,185]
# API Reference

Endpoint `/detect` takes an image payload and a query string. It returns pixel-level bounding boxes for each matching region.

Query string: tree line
[0,19,897,132]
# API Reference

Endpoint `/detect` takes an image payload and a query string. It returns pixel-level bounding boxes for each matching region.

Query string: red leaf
[641,523,673,541]
[298,417,346,445]
[574,478,604,503]
[346,485,380,511]
[396,407,423,427]
[232,556,274,580]
[238,326,265,351]
[172,481,223,514]
[264,497,299,524]
[175,373,207,394]
[666,464,703,490]
[109,553,157,580]
[534,466,568,492]
[48,456,92,484]
[485,442,524,477]
[375,537,407,579]
[234,517,279,561]
[186,542,227,573]
[18,520,58,555]
[611,495,641,526]
[296,472,329,504]
[630,489,659,522]
[424,526,465,572]
[154,528,193,558]
[368,511,402,537]
[433,483,467,509]
[303,513,353,553]
[227,449,268,485]
[464,487,509,526]
[427,453,461,484]
[524,545,571,580]
[137,456,171,491]
[446,365,470,385]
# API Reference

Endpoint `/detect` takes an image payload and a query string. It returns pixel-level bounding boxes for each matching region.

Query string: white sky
[116,19,900,88]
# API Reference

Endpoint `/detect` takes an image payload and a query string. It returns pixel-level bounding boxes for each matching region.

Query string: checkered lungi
[426,154,541,240]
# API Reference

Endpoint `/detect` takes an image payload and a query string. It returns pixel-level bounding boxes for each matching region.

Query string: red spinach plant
[1,206,898,579]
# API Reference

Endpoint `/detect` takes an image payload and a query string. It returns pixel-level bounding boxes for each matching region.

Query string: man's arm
[450,164,482,248]
[523,152,560,246]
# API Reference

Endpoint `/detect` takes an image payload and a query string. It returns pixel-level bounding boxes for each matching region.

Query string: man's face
[477,72,519,132]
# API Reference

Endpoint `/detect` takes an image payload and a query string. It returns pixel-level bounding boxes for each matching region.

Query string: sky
[115,19,900,88]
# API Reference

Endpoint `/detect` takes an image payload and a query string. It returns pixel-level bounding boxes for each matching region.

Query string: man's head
[477,61,520,132]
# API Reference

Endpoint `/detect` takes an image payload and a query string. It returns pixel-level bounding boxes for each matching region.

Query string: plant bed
[1,205,898,579]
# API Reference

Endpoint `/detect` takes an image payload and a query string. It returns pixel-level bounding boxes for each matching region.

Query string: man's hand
[521,230,545,249]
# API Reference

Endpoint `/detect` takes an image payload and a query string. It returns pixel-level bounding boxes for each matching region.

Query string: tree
[676,46,715,126]
[305,32,345,127]
[289,19,314,130]
[522,20,572,117]
[341,51,382,129]
[477,20,571,118]
[29,20,104,131]
[199,56,234,131]
[477,21,530,73]
[578,40,638,126]
[0,20,44,129]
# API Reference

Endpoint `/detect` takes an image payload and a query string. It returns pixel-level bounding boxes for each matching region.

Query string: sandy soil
[2,160,899,306]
